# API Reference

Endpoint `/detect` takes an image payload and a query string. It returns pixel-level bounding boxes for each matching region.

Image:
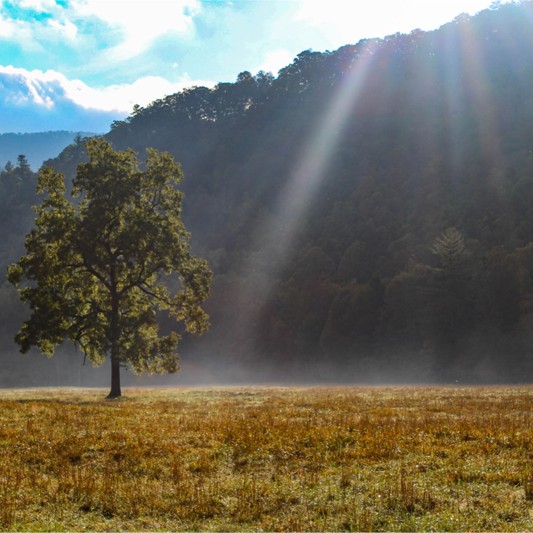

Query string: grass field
[0,386,531,531]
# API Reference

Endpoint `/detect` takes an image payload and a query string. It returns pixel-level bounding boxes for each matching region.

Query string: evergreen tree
[429,228,474,377]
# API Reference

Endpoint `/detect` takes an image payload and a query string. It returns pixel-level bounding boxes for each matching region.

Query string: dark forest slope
[2,2,533,385]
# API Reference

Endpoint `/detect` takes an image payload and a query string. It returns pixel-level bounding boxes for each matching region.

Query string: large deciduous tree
[8,138,211,398]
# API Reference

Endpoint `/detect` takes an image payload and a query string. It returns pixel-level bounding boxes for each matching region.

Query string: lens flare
[437,15,505,181]
[230,43,379,348]
[221,7,529,362]
[458,17,502,166]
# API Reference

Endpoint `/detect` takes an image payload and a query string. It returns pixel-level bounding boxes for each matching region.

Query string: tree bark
[107,354,121,398]
[106,283,121,399]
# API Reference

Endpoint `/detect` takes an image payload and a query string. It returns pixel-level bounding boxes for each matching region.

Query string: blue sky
[0,0,497,133]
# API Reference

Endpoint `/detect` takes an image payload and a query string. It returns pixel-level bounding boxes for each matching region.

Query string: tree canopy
[8,138,211,397]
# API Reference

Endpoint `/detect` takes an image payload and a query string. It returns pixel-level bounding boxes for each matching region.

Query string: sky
[0,0,498,133]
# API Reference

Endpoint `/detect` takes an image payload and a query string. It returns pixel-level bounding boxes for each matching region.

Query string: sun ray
[228,42,380,351]
[216,4,531,363]
[439,13,507,188]
[459,16,503,167]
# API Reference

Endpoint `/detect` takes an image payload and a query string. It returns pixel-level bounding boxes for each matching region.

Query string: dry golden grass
[0,385,531,531]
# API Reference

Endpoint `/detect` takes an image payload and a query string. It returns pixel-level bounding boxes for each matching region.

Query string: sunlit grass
[0,386,531,531]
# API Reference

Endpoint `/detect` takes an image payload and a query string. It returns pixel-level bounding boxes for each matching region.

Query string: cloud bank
[0,65,212,133]
[0,0,216,131]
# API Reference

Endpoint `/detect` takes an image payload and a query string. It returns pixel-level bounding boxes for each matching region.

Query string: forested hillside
[2,2,533,385]
[0,131,94,170]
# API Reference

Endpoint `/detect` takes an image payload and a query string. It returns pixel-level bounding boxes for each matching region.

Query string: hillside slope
[4,2,533,385]
[0,131,95,170]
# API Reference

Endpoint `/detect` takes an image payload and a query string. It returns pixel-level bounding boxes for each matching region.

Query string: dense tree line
[0,155,36,273]
[2,2,533,385]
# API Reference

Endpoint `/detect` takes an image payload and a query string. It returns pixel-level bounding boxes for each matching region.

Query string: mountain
[2,2,533,386]
[0,131,96,170]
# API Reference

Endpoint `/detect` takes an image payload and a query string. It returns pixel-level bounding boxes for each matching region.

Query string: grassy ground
[0,386,531,531]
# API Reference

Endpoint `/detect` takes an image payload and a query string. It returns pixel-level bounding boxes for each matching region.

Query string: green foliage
[8,139,211,387]
[0,156,37,281]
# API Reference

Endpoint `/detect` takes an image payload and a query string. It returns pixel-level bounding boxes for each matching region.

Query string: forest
[0,131,94,170]
[1,1,532,386]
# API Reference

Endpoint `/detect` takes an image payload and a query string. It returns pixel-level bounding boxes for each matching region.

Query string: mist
[0,335,528,390]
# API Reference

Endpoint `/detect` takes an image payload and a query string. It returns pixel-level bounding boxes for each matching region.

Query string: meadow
[0,386,531,531]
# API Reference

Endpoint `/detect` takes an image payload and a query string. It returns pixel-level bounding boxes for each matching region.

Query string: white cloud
[48,18,78,40]
[294,0,494,45]
[0,64,217,131]
[18,0,56,9]
[0,65,214,114]
[0,65,56,107]
[72,0,201,60]
[0,0,202,69]
[62,73,214,112]
[0,5,67,51]
[257,49,294,75]
[0,14,15,37]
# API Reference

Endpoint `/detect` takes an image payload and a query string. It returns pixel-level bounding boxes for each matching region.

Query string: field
[0,386,531,531]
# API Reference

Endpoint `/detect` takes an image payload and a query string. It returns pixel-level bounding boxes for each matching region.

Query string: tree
[7,138,212,398]
[429,227,474,378]
[431,227,468,280]
[16,154,31,174]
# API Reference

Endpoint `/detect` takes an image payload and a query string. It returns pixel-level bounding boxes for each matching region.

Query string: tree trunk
[106,285,121,399]
[107,355,121,398]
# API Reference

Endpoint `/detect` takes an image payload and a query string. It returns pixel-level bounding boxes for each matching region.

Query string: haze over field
[0,0,496,132]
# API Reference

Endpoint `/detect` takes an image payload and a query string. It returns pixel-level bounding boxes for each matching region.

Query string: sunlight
[439,16,503,178]
[440,26,465,173]
[295,0,495,46]
[456,17,502,166]
[273,47,377,240]
[235,42,379,343]
[258,49,295,76]
[238,11,514,347]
